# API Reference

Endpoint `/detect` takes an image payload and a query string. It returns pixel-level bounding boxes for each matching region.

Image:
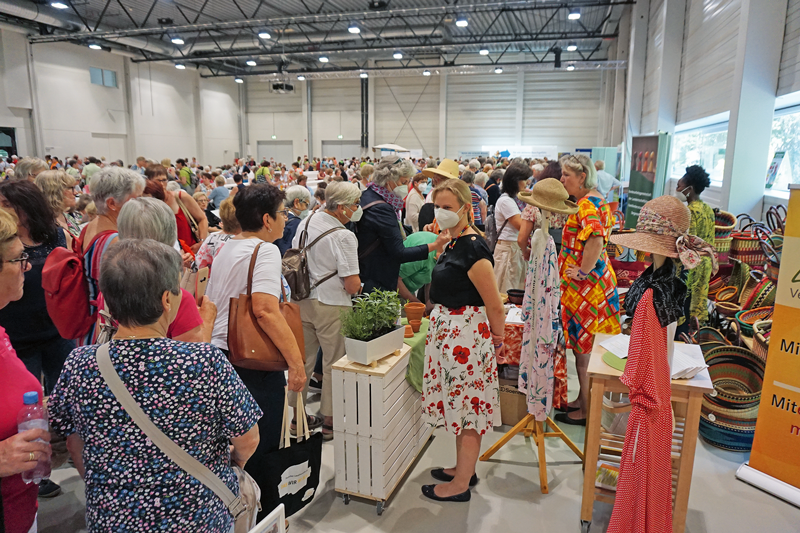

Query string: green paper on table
[602,351,627,372]
[402,317,429,393]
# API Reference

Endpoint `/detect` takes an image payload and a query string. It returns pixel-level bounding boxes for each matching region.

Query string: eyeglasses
[277,209,289,218]
[7,252,28,270]
[155,178,168,184]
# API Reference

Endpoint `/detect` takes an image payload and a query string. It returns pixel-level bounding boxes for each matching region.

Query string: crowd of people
[0,147,716,532]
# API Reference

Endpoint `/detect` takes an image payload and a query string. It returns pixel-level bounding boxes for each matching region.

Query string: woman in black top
[421,179,506,503]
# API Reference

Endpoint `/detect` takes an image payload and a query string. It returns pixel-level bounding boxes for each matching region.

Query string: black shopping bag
[256,392,323,518]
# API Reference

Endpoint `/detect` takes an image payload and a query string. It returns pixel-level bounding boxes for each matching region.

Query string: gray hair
[532,164,545,173]
[118,197,177,246]
[372,155,415,187]
[284,185,311,207]
[468,159,480,171]
[560,153,598,190]
[11,157,48,181]
[461,170,476,184]
[90,167,145,215]
[99,239,182,328]
[166,181,182,192]
[490,169,505,183]
[325,181,362,210]
[475,172,489,187]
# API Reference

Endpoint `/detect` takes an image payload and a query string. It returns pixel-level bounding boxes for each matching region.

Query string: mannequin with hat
[606,195,717,533]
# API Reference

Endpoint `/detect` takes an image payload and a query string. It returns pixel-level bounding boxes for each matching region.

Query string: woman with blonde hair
[195,197,241,270]
[35,169,81,238]
[359,163,373,191]
[421,178,504,503]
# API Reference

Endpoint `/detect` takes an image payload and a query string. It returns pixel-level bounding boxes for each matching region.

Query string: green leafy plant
[340,289,402,341]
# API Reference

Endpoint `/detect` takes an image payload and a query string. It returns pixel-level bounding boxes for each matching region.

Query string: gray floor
[39,359,800,533]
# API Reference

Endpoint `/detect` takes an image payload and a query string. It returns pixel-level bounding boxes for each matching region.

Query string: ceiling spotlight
[51,2,68,9]
[258,30,271,39]
[175,63,186,70]
[494,67,503,74]
[297,75,306,81]
[348,21,360,34]
[171,35,184,45]
[319,56,329,63]
[234,77,244,83]
[456,15,468,27]
[423,70,431,76]
[360,72,368,78]
[566,65,575,71]
[479,49,489,56]
[393,51,403,59]
[88,43,102,50]
[567,43,578,52]
[246,60,257,66]
[568,8,581,20]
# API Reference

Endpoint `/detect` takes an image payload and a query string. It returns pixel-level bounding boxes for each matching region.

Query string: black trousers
[16,336,75,396]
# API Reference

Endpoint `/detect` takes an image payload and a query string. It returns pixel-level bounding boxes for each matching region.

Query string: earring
[268,227,272,233]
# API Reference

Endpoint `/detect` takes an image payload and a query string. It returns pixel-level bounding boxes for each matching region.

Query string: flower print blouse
[48,338,262,532]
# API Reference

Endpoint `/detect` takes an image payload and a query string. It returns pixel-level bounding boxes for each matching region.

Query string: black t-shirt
[430,233,494,308]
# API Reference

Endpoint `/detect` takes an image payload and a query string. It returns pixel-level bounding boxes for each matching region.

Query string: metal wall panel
[522,71,602,150]
[676,0,741,124]
[246,81,302,113]
[778,0,800,96]
[374,76,439,157]
[640,0,665,134]
[311,78,361,112]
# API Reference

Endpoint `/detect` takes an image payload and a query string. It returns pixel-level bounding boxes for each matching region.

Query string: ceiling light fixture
[51,2,68,9]
[423,70,431,76]
[568,8,581,20]
[297,75,306,81]
[494,67,503,74]
[479,49,489,56]
[246,60,257,66]
[566,43,578,52]
[566,65,575,71]
[175,63,186,70]
[393,51,403,59]
[234,77,244,83]
[171,35,184,45]
[319,56,329,63]
[456,15,468,27]
[360,72,368,78]
[348,21,360,34]
[88,43,102,50]
[258,30,271,39]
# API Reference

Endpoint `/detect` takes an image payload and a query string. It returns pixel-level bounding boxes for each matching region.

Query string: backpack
[484,205,509,253]
[282,213,344,301]
[42,230,115,340]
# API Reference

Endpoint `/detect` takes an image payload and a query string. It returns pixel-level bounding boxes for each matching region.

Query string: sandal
[322,424,334,441]
[291,414,323,436]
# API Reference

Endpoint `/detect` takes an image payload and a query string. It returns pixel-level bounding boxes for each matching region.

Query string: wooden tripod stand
[479,414,584,493]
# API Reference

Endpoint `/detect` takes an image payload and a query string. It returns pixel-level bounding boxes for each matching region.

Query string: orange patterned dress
[559,195,621,354]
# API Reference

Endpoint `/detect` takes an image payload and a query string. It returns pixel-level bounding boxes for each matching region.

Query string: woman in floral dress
[421,179,505,503]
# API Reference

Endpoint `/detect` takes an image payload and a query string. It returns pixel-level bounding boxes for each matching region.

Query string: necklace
[447,226,469,250]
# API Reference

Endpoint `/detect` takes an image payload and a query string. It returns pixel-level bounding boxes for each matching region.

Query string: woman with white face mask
[421,178,505,504]
[355,155,449,292]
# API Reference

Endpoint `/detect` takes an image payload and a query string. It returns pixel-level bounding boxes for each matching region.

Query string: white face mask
[393,184,408,200]
[435,205,465,230]
[346,205,363,222]
[299,209,310,219]
[675,186,691,203]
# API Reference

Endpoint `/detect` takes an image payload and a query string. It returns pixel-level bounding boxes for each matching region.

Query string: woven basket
[695,327,731,345]
[741,274,775,310]
[716,301,741,318]
[715,237,733,263]
[714,210,736,239]
[715,286,738,303]
[735,307,774,337]
[730,220,770,268]
[752,320,771,362]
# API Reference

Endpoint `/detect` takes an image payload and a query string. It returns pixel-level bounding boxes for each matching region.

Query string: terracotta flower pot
[409,319,422,333]
[405,302,426,322]
[404,324,414,338]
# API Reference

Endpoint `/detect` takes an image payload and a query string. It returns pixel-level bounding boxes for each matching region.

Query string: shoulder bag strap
[176,192,200,238]
[246,242,263,297]
[362,200,386,211]
[298,212,315,249]
[95,344,247,520]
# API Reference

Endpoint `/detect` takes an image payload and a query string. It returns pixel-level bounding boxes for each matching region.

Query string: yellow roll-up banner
[749,187,800,488]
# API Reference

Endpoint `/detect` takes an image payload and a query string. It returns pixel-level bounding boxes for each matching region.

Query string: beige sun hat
[421,158,459,181]
[517,178,579,215]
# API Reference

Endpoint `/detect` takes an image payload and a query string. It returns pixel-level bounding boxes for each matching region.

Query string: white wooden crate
[332,344,434,509]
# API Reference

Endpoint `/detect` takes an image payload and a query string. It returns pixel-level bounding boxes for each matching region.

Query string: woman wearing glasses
[555,154,621,426]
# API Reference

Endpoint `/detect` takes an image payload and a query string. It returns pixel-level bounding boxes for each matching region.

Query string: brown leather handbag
[227,242,305,371]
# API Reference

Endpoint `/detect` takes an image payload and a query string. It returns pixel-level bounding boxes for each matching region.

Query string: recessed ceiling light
[171,36,184,45]
[234,77,244,83]
[175,63,186,70]
[494,67,503,74]
[456,15,468,27]
[479,49,489,56]
[568,8,581,20]
[360,72,368,78]
[51,2,68,9]
[348,22,360,34]
[566,43,577,52]
[319,56,329,63]
[258,30,271,39]
[393,51,403,59]
[566,65,575,71]
[246,60,257,66]
[88,43,102,50]
[423,70,431,76]
[297,75,306,81]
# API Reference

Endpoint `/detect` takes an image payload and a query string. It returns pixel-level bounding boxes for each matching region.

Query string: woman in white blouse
[405,173,427,233]
[493,163,531,293]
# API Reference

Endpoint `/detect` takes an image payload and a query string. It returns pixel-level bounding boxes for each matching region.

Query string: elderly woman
[484,169,502,208]
[208,175,230,209]
[35,169,81,238]
[493,163,530,293]
[289,182,362,440]
[196,197,241,270]
[9,157,48,182]
[0,209,53,532]
[357,155,449,292]
[405,172,427,233]
[206,184,306,521]
[274,184,311,256]
[47,239,261,532]
[461,170,487,231]
[193,190,221,230]
[556,154,621,425]
[359,163,373,191]
[144,165,208,254]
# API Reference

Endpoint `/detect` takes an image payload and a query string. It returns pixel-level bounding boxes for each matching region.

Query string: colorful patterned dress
[686,199,715,323]
[559,196,621,354]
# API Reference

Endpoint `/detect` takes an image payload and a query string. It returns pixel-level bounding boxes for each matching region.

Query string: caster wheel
[376,501,384,516]
[580,520,591,533]
[342,494,350,505]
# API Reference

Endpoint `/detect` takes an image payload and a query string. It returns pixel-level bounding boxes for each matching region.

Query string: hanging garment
[518,228,561,421]
[607,288,674,533]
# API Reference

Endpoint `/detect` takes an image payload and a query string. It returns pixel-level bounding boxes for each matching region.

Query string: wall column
[439,73,447,158]
[238,82,247,160]
[655,0,687,134]
[301,80,310,159]
[610,6,631,147]
[515,70,524,146]
[622,0,650,180]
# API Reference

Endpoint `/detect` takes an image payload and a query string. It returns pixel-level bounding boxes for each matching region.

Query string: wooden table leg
[672,392,702,533]
[580,377,606,524]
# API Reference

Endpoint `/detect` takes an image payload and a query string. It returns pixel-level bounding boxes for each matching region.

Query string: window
[669,122,728,185]
[767,106,800,191]
[90,67,117,88]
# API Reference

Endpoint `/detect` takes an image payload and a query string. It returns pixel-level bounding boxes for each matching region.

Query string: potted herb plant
[340,289,405,365]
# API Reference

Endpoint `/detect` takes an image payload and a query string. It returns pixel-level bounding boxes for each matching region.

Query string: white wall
[0,29,34,156]
[247,78,305,163]
[311,79,361,158]
[374,76,439,157]
[200,76,240,167]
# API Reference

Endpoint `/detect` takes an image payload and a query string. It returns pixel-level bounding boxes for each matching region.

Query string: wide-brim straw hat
[421,158,459,181]
[610,195,690,259]
[517,179,578,215]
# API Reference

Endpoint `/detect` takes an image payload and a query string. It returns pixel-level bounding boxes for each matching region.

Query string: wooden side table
[580,334,714,533]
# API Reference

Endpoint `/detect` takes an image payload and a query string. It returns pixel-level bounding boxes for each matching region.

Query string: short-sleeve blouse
[430,233,494,308]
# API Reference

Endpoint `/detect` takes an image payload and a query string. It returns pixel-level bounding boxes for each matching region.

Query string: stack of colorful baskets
[714,210,736,264]
[734,307,774,337]
[730,216,770,269]
[699,345,766,451]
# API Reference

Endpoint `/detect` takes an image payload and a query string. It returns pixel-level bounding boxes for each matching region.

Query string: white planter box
[344,325,406,365]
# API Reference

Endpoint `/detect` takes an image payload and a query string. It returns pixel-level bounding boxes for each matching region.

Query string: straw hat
[421,158,459,181]
[517,179,578,215]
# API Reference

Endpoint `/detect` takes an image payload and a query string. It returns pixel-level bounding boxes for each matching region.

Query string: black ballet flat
[421,484,471,502]
[553,405,580,413]
[430,468,478,486]
[553,412,587,426]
